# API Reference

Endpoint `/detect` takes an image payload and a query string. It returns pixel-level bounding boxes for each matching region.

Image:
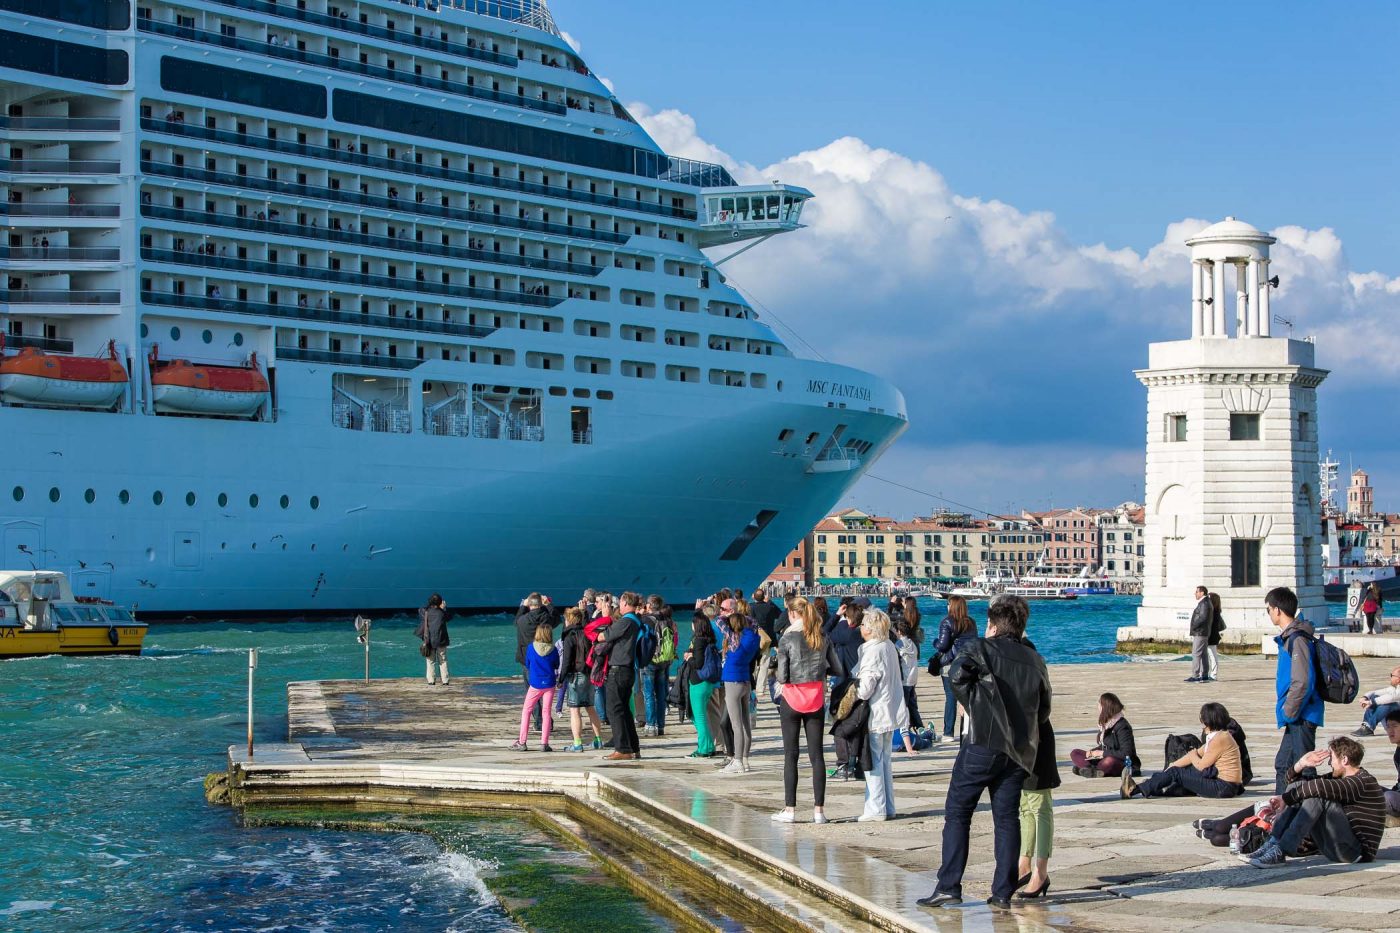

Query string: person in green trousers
[685,613,719,758]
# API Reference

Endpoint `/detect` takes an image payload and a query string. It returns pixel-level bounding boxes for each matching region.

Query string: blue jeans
[940,673,958,737]
[936,743,1026,901]
[863,730,896,819]
[640,662,672,731]
[595,684,608,724]
[1364,702,1398,731]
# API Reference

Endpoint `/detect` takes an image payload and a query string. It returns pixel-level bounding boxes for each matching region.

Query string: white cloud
[629,104,1400,511]
[560,30,582,54]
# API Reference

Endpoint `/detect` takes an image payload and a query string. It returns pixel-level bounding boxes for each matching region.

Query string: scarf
[1097,712,1123,746]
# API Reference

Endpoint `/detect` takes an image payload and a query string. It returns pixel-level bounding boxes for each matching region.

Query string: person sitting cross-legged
[1122,702,1244,800]
[1247,735,1387,867]
[1351,664,1400,737]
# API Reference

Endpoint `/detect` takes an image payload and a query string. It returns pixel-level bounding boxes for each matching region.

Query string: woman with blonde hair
[856,609,909,821]
[771,596,843,823]
[513,622,560,752]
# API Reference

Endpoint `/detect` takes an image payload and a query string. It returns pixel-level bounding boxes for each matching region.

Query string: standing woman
[932,596,976,741]
[1017,717,1060,899]
[559,608,604,752]
[684,612,721,759]
[416,594,451,686]
[1363,582,1384,635]
[720,610,761,774]
[1205,592,1225,681]
[855,609,909,821]
[895,620,923,733]
[772,596,842,823]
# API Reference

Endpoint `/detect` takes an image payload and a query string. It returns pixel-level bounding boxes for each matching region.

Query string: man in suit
[1186,585,1213,683]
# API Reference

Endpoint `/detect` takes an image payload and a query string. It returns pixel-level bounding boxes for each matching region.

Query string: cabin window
[152,491,164,505]
[186,492,197,506]
[12,486,23,502]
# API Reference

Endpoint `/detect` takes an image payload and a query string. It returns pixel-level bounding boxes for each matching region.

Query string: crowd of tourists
[412,582,1399,912]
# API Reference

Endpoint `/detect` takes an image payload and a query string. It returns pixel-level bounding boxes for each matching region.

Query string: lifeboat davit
[0,344,128,409]
[151,353,269,417]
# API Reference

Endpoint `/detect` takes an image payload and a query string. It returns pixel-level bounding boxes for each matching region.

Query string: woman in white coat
[856,609,909,821]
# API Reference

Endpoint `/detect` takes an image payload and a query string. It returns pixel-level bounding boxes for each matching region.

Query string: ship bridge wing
[696,183,814,249]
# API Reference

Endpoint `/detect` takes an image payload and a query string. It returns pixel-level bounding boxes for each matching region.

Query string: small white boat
[1004,585,1078,600]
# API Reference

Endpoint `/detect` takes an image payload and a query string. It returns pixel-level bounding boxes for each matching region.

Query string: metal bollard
[355,616,372,683]
[247,647,258,759]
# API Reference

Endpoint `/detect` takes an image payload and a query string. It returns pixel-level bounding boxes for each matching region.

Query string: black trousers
[779,696,826,807]
[1273,796,1362,862]
[1275,721,1317,794]
[607,667,639,755]
[936,743,1026,901]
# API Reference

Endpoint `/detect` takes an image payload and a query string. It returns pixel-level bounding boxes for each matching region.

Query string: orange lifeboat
[0,343,128,409]
[150,351,269,417]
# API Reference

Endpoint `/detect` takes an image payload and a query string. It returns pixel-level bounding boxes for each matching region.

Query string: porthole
[119,489,130,504]
[251,542,257,550]
[281,543,287,550]
[249,494,259,508]
[202,329,213,344]
[49,487,60,503]
[233,332,244,347]
[220,542,227,550]
[11,486,22,502]
[140,323,149,338]
[170,326,181,341]
[309,495,320,510]
[279,494,290,509]
[217,493,228,507]
[310,544,317,552]
[84,488,95,504]
[152,491,164,505]
[185,491,197,506]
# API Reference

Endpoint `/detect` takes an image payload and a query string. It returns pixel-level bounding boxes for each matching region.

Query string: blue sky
[552,0,1400,517]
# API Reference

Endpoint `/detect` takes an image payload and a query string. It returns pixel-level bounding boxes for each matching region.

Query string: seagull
[270,534,284,542]
[137,579,157,589]
[78,560,88,569]
[48,450,63,456]
[102,562,116,571]
[944,215,952,221]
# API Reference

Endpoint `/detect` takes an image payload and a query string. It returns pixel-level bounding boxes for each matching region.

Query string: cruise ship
[0,0,907,617]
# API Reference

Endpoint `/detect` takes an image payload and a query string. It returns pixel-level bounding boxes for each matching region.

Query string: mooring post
[247,647,258,759]
[355,615,372,683]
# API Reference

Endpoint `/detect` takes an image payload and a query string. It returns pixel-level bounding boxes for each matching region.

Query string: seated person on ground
[1386,708,1400,820]
[1352,665,1400,737]
[1071,691,1137,777]
[1247,735,1387,868]
[1122,702,1243,800]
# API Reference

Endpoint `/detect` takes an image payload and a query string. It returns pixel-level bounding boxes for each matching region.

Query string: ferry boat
[0,571,147,658]
[1002,585,1077,601]
[0,1,907,616]
[1019,565,1116,596]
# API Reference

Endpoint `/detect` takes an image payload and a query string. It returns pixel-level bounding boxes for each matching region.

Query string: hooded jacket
[1275,617,1324,728]
[515,606,554,666]
[950,634,1052,775]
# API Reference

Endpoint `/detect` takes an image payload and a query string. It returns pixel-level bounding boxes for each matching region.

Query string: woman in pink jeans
[513,623,560,751]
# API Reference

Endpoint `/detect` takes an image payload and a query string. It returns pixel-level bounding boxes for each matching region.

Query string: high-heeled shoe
[1014,872,1031,891]
[1016,878,1050,900]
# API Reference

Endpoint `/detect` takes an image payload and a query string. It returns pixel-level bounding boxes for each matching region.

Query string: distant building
[1097,504,1146,580]
[1376,514,1400,564]
[1348,468,1374,517]
[984,517,1048,577]
[763,537,811,590]
[1026,507,1101,572]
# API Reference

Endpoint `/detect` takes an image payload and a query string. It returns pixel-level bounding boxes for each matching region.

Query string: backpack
[1236,814,1272,855]
[634,613,657,667]
[1292,632,1360,704]
[1164,732,1202,767]
[652,618,677,664]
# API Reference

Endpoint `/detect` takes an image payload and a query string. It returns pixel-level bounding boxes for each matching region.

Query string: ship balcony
[0,202,121,222]
[695,184,813,249]
[0,245,121,269]
[0,116,121,138]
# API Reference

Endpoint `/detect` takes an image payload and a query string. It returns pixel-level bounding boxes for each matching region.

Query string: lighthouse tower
[1128,218,1329,642]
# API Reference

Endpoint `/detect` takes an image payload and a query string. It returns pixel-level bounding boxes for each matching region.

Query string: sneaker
[565,743,585,753]
[770,809,796,823]
[813,811,829,825]
[719,759,744,775]
[591,737,603,750]
[509,741,527,751]
[1351,725,1374,737]
[541,744,553,752]
[856,813,887,822]
[685,750,713,759]
[1247,842,1287,868]
[915,891,962,908]
[1183,676,1202,683]
[716,757,734,769]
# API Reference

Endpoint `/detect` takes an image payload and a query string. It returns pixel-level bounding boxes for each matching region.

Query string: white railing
[397,0,561,37]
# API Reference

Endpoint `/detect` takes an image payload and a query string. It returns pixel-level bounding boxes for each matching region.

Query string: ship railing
[424,0,562,38]
[0,202,120,218]
[0,116,120,132]
[369,403,412,434]
[0,334,75,353]
[504,418,543,441]
[141,160,628,245]
[140,247,564,309]
[634,151,737,188]
[571,427,593,445]
[0,158,120,175]
[141,118,698,221]
[278,347,422,370]
[0,288,119,304]
[137,17,566,117]
[813,444,861,464]
[141,204,603,278]
[141,289,499,339]
[199,0,518,67]
[0,246,120,261]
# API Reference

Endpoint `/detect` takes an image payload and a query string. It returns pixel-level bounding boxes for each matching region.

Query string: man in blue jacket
[1268,586,1324,794]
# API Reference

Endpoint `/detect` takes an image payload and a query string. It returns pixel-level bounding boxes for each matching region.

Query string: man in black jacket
[1186,585,1212,683]
[598,591,642,760]
[919,594,1051,911]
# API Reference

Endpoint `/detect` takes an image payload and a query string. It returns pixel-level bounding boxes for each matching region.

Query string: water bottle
[1228,825,1240,855]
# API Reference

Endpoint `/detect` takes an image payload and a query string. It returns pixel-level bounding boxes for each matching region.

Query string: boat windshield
[104,607,134,622]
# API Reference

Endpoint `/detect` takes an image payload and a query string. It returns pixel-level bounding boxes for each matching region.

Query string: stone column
[1191,261,1204,337]
[1212,260,1227,335]
[1246,259,1260,337]
[1235,261,1249,337]
[1258,259,1272,336]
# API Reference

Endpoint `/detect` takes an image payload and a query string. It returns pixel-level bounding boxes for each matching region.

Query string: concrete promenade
[255,652,1400,931]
